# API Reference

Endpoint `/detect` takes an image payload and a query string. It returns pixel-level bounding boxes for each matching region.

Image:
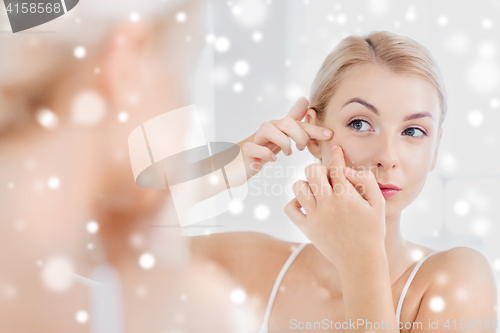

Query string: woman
[191,31,498,332]
[0,0,251,332]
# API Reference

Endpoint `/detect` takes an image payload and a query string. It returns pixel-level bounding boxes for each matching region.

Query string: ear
[304,108,322,160]
[429,126,443,172]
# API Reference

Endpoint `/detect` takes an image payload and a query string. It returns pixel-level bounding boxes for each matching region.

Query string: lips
[377,182,401,199]
[377,182,401,191]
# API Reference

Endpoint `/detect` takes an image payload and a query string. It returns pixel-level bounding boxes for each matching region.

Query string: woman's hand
[284,145,387,271]
[240,97,333,180]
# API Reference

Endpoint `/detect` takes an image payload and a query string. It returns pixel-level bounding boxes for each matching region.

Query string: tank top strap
[258,242,308,333]
[395,251,438,330]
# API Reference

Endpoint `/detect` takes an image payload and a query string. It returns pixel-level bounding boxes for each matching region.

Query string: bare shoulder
[418,246,497,292]
[404,242,492,273]
[189,231,298,262]
[190,231,302,295]
[411,246,498,332]
[427,246,496,281]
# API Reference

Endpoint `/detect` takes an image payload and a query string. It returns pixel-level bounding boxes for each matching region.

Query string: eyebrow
[341,97,434,121]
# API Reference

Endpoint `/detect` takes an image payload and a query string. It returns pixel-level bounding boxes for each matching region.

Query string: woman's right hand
[240,97,334,180]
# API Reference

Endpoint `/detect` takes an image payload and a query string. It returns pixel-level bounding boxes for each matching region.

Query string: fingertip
[299,96,310,108]
[322,129,333,138]
[296,143,305,151]
[345,167,357,177]
[333,145,345,157]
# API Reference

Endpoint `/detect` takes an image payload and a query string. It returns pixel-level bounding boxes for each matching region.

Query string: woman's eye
[348,119,371,131]
[348,119,428,138]
[403,127,427,137]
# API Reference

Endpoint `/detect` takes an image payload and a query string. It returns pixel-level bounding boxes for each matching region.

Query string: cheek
[321,134,374,168]
[400,142,435,173]
[401,150,433,192]
[341,141,374,168]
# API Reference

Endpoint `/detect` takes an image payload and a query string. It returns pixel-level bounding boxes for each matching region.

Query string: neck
[383,211,411,283]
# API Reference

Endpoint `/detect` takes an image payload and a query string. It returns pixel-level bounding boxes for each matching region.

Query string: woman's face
[307,64,443,219]
[0,20,196,262]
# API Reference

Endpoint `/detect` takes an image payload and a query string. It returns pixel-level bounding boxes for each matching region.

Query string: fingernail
[271,154,277,161]
[288,148,293,155]
[331,145,338,151]
[346,167,357,176]
[323,129,332,137]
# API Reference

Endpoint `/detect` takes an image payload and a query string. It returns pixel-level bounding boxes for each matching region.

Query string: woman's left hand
[284,144,387,271]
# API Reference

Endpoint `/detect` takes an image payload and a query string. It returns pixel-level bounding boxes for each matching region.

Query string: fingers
[253,97,333,156]
[286,96,310,121]
[304,164,332,201]
[273,117,333,152]
[292,180,316,214]
[254,122,293,156]
[241,142,277,162]
[298,122,333,141]
[285,96,333,141]
[328,145,352,190]
[284,197,307,230]
[274,117,310,151]
[344,167,385,207]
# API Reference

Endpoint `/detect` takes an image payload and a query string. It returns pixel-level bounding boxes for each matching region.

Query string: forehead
[327,64,440,120]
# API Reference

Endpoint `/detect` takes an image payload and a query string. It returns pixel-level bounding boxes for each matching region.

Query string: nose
[373,135,399,171]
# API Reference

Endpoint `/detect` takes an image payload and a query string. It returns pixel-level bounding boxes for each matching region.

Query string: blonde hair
[309,30,447,127]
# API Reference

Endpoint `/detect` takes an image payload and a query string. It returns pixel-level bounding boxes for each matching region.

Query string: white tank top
[258,243,437,333]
